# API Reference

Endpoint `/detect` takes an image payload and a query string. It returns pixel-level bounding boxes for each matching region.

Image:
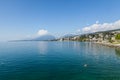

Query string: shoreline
[94,42,120,49]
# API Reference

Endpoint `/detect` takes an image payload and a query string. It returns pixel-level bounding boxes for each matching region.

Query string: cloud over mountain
[20,29,55,41]
[37,29,49,36]
[32,29,55,41]
[80,20,120,33]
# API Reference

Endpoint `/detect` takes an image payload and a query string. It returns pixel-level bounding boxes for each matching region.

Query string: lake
[0,41,120,80]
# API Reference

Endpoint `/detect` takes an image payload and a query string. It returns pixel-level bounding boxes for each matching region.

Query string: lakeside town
[56,29,120,48]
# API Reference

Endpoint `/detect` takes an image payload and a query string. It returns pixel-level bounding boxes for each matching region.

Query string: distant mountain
[61,34,75,38]
[32,35,55,41]
[10,34,56,42]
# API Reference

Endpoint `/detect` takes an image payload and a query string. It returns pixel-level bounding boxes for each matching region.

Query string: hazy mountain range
[32,35,56,41]
[10,34,56,41]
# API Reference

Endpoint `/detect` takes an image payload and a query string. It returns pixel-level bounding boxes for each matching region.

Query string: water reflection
[37,41,48,55]
[115,49,120,57]
[1,42,120,80]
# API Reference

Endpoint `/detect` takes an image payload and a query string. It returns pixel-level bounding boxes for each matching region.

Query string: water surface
[0,41,120,80]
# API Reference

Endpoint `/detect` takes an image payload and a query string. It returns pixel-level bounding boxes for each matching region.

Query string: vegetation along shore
[56,29,120,48]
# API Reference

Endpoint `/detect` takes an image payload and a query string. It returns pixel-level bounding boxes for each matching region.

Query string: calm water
[0,41,120,80]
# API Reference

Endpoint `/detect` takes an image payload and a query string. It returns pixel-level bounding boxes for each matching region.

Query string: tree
[115,33,120,40]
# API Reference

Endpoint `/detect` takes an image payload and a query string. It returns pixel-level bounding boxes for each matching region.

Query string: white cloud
[37,29,49,36]
[96,20,99,24]
[81,20,120,33]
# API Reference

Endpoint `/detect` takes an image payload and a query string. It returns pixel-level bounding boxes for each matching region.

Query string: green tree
[115,33,120,40]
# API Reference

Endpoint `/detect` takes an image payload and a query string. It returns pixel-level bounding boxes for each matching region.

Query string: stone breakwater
[95,42,120,49]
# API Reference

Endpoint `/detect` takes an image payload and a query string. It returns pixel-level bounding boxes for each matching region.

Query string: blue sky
[0,0,120,41]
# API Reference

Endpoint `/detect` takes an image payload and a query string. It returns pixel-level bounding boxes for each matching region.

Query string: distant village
[56,29,120,44]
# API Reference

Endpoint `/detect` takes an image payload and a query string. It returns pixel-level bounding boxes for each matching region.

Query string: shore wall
[95,42,120,49]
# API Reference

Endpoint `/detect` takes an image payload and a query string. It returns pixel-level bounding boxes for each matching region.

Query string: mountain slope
[33,35,55,41]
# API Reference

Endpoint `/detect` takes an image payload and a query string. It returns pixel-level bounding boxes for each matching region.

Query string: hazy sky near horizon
[0,0,120,41]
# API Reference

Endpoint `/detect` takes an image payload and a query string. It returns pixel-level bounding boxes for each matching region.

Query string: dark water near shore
[0,41,120,80]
